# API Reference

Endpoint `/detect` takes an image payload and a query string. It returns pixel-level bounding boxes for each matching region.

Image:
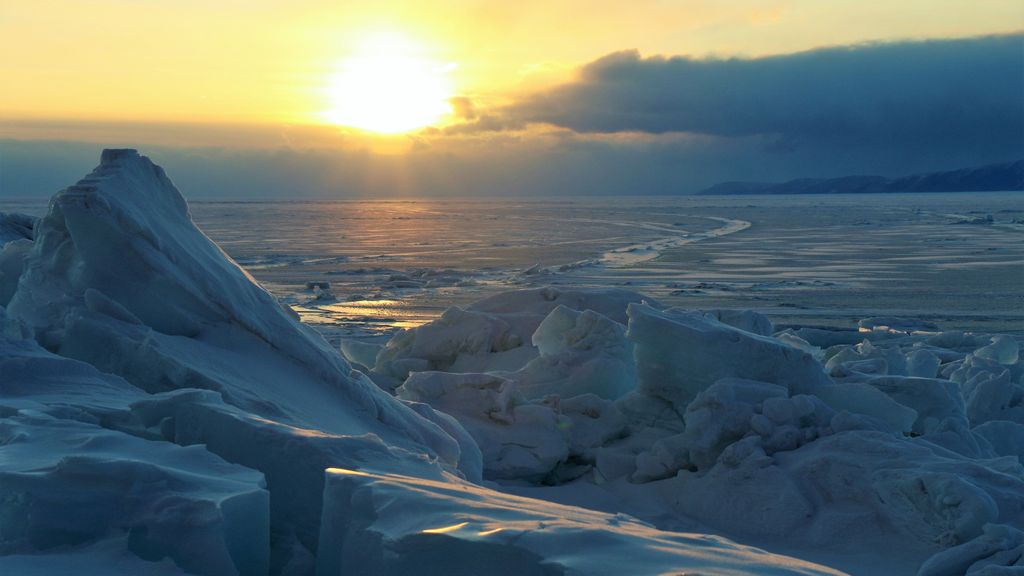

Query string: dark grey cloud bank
[2,34,1021,199]
[487,34,1024,159]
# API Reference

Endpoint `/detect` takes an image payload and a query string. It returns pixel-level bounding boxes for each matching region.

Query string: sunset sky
[2,1,1022,197]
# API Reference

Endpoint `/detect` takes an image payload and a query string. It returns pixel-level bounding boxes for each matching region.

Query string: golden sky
[3,0,1022,137]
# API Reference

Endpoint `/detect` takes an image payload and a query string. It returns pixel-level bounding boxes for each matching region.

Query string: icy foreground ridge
[0,151,838,575]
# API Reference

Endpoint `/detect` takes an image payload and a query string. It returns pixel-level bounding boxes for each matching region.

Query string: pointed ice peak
[64,148,186,221]
[99,148,141,165]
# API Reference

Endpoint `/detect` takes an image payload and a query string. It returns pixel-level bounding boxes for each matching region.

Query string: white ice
[370,272,1024,575]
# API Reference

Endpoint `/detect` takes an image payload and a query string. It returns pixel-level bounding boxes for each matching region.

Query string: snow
[0,212,35,246]
[0,413,270,575]
[814,382,917,433]
[974,420,1024,461]
[396,369,630,482]
[864,376,967,436]
[858,316,942,334]
[371,288,649,394]
[316,467,842,576]
[5,150,462,460]
[632,377,826,481]
[705,307,775,336]
[3,149,1024,575]
[373,305,537,385]
[907,348,942,378]
[0,150,473,573]
[397,371,570,481]
[466,286,654,326]
[917,524,1024,576]
[516,305,635,400]
[0,317,269,575]
[598,215,751,267]
[976,335,1021,366]
[0,213,34,305]
[0,539,190,576]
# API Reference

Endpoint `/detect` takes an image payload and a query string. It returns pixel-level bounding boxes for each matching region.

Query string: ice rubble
[0,213,36,305]
[372,283,1024,574]
[398,371,571,482]
[0,212,35,245]
[0,311,269,575]
[0,150,836,576]
[370,287,650,391]
[627,303,831,409]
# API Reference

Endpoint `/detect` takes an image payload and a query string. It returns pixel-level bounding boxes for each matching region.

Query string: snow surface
[0,212,35,246]
[0,150,863,575]
[0,212,35,305]
[0,309,269,575]
[316,467,841,576]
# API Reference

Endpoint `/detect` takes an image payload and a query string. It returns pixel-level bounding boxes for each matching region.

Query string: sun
[323,32,454,134]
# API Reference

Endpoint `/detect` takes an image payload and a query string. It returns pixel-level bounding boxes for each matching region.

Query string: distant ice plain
[3,192,1021,340]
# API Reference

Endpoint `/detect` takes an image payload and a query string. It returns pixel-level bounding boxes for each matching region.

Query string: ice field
[4,189,1021,341]
[182,192,1024,340]
[1,150,1023,575]
[6,188,1015,342]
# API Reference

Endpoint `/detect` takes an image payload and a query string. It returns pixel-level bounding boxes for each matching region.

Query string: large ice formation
[0,151,847,575]
[1,151,475,567]
[366,281,1024,574]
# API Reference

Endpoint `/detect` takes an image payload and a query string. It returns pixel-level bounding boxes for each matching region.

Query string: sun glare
[323,32,454,134]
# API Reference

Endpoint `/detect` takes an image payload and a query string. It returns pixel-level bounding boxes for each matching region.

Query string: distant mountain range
[698,159,1024,195]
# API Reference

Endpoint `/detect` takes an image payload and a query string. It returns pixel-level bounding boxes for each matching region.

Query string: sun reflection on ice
[421,521,469,535]
[294,298,429,330]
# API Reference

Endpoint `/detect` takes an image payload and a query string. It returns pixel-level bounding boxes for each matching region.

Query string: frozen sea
[4,192,1022,342]
[4,149,1024,576]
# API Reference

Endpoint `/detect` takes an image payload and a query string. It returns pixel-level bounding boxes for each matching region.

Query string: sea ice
[0,212,35,245]
[397,371,569,481]
[0,150,474,572]
[0,319,269,576]
[515,305,635,400]
[0,213,34,305]
[3,149,1023,576]
[627,303,831,410]
[315,467,843,576]
[339,337,383,370]
[376,285,1024,574]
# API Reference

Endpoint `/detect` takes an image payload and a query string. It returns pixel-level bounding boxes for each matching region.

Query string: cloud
[0,134,796,199]
[449,96,478,120]
[3,35,1021,200]
[7,126,1006,201]
[476,34,1024,160]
